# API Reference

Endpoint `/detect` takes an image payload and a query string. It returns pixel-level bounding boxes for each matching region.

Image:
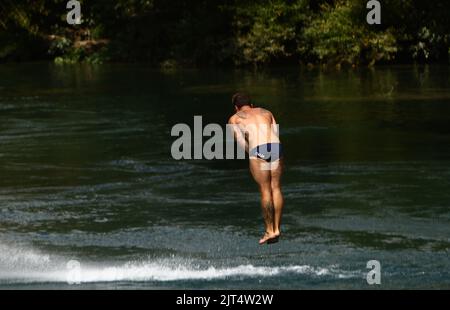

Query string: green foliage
[0,0,449,66]
[302,1,397,66]
[233,0,310,65]
[410,27,450,62]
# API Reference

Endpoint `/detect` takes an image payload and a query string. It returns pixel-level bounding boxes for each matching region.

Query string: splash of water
[0,243,359,284]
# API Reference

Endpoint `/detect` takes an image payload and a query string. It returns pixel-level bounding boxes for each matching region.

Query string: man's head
[232,93,252,111]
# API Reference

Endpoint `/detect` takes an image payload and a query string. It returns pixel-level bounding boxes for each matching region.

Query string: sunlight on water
[0,64,450,288]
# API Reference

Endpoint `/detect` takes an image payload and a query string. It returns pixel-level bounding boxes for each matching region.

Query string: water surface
[0,64,449,289]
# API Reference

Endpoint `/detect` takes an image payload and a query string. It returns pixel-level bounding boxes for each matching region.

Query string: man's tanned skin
[228,93,284,245]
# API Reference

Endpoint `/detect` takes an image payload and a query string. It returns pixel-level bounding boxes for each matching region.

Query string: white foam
[0,243,51,267]
[0,243,359,284]
[1,263,341,284]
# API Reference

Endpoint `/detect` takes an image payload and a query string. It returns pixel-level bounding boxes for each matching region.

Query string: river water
[0,64,449,289]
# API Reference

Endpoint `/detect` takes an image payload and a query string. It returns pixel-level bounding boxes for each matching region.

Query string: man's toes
[259,238,269,245]
[259,232,278,245]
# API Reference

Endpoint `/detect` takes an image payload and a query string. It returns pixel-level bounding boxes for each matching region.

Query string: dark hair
[232,93,251,108]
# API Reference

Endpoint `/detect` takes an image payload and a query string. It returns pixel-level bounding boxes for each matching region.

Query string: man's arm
[270,113,280,137]
[228,116,249,153]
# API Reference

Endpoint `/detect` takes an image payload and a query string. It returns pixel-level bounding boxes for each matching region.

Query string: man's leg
[270,159,284,237]
[249,158,277,244]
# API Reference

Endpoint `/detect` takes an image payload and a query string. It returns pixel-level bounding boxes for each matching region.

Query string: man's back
[229,107,280,150]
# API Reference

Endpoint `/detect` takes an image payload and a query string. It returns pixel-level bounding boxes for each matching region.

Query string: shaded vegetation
[0,0,449,66]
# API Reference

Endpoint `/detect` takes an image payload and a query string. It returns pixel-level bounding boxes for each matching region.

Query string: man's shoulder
[256,107,273,116]
[228,114,238,123]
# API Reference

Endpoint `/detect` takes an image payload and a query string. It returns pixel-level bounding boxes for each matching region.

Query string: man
[228,93,284,245]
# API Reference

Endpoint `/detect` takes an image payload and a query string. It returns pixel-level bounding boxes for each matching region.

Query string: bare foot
[259,232,278,245]
[266,231,281,244]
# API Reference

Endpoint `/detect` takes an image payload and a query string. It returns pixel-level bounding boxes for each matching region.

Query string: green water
[0,64,449,289]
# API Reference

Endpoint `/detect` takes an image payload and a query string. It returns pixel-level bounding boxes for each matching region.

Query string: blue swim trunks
[250,143,283,163]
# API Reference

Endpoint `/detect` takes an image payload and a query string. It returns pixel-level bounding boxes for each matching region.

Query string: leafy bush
[302,1,397,66]
[0,0,449,65]
[233,0,310,65]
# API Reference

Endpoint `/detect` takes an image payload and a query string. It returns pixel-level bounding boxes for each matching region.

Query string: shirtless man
[228,93,284,245]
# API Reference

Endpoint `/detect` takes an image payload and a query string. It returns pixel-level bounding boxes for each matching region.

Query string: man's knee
[260,185,272,200]
[271,181,281,192]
